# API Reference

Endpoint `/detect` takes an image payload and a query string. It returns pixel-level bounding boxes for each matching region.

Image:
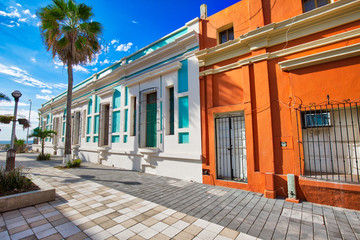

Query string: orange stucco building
[197,0,360,210]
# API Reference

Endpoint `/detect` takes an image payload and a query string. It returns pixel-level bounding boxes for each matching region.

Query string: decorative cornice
[199,27,360,76]
[125,61,182,87]
[278,42,360,70]
[196,0,360,67]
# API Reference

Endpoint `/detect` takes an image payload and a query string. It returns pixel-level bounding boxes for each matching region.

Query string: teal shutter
[88,99,92,114]
[146,92,157,147]
[169,87,174,134]
[87,116,92,134]
[94,115,99,134]
[112,111,120,133]
[178,96,189,128]
[113,90,121,109]
[178,59,188,93]
[124,109,128,132]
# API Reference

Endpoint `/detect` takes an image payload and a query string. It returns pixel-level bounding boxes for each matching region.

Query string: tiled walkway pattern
[0,166,255,240]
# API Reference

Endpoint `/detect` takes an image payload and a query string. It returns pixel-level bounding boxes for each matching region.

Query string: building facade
[196,0,360,210]
[36,19,202,182]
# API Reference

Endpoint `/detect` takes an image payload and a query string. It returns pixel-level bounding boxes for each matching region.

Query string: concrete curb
[0,175,56,212]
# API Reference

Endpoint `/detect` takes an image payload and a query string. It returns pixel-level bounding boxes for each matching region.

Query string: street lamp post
[26,99,32,147]
[6,90,22,171]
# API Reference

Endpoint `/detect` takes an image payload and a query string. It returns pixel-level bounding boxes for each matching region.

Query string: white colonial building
[35,18,202,182]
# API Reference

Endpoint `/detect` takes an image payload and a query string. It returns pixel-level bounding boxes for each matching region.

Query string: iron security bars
[215,112,247,183]
[297,101,360,184]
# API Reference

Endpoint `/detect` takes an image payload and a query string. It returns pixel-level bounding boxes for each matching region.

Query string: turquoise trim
[178,96,189,128]
[124,109,128,132]
[86,136,91,142]
[160,133,162,144]
[88,98,93,115]
[179,132,189,144]
[87,116,92,134]
[62,137,64,142]
[42,46,198,108]
[94,115,99,134]
[160,101,163,130]
[125,87,129,106]
[95,96,100,113]
[93,136,98,143]
[123,135,128,143]
[112,135,120,143]
[62,122,65,136]
[113,90,121,109]
[178,59,188,93]
[126,28,188,63]
[112,111,120,133]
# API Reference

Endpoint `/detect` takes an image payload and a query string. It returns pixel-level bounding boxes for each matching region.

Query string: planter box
[0,176,55,212]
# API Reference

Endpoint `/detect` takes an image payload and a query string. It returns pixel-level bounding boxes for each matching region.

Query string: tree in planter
[29,128,57,159]
[37,0,102,163]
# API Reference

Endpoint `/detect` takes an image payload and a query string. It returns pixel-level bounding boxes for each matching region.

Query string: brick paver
[1,152,360,239]
[0,153,255,240]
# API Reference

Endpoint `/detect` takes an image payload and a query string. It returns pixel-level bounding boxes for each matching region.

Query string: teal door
[146,92,157,147]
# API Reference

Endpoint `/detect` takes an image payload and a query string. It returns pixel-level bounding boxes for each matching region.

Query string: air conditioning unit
[302,111,331,129]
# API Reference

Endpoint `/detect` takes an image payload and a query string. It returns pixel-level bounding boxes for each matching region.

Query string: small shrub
[37,153,51,160]
[66,159,81,168]
[0,166,31,196]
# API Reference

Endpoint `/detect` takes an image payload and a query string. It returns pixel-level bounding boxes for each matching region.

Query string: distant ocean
[0,140,34,144]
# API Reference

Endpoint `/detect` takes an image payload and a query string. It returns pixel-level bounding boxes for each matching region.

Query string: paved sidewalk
[0,153,253,240]
[2,153,360,239]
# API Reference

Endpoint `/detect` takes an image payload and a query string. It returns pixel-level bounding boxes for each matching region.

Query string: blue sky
[0,0,239,141]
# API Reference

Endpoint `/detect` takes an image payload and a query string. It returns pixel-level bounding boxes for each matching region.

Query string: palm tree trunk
[64,61,73,163]
[42,138,45,155]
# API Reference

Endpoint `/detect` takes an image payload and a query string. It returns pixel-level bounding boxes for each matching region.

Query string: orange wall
[200,0,360,210]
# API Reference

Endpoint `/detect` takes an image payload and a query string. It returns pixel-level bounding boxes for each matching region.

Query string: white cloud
[73,65,89,73]
[0,8,20,18]
[132,20,138,24]
[36,94,54,101]
[52,83,67,89]
[18,18,27,22]
[41,89,52,94]
[16,3,22,7]
[111,39,119,45]
[0,100,29,107]
[30,57,36,63]
[100,59,110,65]
[1,23,15,28]
[22,9,36,19]
[92,68,98,71]
[101,44,109,53]
[0,63,51,89]
[115,42,133,52]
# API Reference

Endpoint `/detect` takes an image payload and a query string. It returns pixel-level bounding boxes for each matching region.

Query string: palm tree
[38,0,102,163]
[0,93,10,101]
[29,127,57,156]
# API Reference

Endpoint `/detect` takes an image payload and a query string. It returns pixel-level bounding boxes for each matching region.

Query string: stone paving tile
[1,153,360,240]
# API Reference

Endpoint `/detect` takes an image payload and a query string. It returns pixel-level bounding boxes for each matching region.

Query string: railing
[296,101,360,184]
